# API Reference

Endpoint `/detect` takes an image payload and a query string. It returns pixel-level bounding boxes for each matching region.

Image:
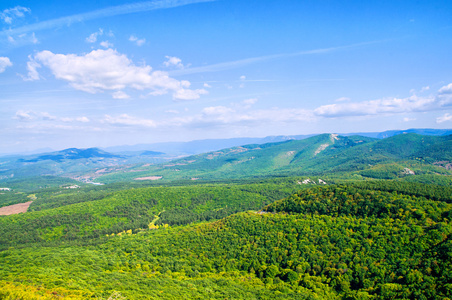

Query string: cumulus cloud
[439,83,452,94]
[104,114,156,127]
[203,83,211,88]
[436,113,452,124]
[0,57,12,73]
[25,49,208,100]
[14,110,34,121]
[100,40,113,48]
[129,35,145,46]
[1,6,30,24]
[86,28,103,43]
[173,88,208,100]
[163,56,189,69]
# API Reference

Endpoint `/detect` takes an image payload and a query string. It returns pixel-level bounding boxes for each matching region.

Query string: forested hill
[1,182,451,299]
[18,148,122,162]
[96,133,452,183]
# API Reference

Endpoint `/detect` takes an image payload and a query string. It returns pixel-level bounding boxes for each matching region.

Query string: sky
[1,0,452,154]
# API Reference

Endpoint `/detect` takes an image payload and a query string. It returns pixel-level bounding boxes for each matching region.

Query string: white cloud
[100,40,113,48]
[163,56,186,69]
[129,35,146,46]
[112,91,130,99]
[335,97,350,102]
[30,32,38,44]
[203,83,211,88]
[420,86,430,93]
[314,95,437,118]
[313,83,452,118]
[243,98,258,105]
[86,28,103,43]
[104,114,156,127]
[240,98,258,109]
[403,117,416,122]
[202,106,235,115]
[436,113,452,124]
[240,75,246,81]
[23,56,41,81]
[6,32,39,45]
[173,88,208,100]
[61,116,90,123]
[439,83,452,94]
[14,110,90,124]
[41,112,57,121]
[0,57,12,73]
[26,49,208,100]
[1,6,30,24]
[77,117,90,123]
[14,110,34,121]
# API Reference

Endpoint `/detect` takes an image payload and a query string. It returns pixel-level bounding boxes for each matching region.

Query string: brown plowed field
[0,201,33,215]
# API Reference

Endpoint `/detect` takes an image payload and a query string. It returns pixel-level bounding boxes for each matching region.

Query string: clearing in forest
[0,201,33,215]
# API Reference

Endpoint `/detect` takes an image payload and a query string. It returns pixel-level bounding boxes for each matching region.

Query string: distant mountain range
[102,128,452,156]
[96,132,452,184]
[18,148,122,163]
[1,128,451,185]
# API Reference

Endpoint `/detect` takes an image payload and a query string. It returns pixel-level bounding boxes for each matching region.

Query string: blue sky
[1,0,452,154]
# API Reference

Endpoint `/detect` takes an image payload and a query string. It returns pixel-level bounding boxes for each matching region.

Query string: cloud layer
[315,84,452,118]
[26,49,207,100]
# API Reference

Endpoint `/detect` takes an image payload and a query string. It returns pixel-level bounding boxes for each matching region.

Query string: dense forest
[1,178,452,299]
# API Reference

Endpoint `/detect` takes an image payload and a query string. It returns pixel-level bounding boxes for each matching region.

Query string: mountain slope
[96,133,452,183]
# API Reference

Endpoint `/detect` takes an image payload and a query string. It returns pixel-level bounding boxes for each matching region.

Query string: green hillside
[1,183,451,299]
[96,133,452,184]
[0,178,306,250]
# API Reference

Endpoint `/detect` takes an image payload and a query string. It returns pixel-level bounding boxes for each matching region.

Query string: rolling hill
[96,133,452,184]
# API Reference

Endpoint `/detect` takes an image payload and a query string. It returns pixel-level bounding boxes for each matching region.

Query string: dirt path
[0,201,33,216]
